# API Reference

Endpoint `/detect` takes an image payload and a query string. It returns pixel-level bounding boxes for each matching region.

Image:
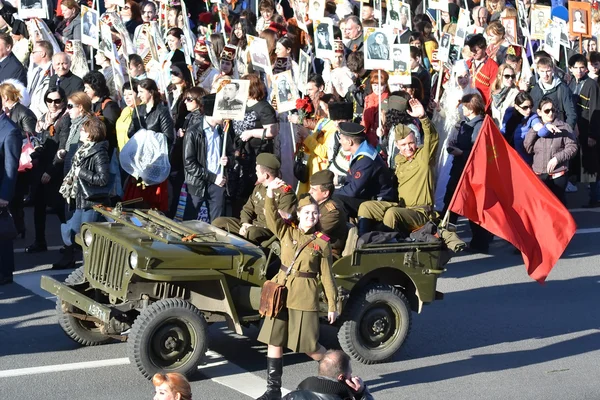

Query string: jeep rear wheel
[56,266,112,346]
[338,284,411,364]
[128,298,208,379]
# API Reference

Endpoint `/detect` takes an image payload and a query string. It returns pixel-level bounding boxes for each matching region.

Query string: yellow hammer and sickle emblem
[487,145,498,164]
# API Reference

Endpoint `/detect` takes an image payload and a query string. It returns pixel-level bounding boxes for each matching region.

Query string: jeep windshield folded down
[41,204,449,379]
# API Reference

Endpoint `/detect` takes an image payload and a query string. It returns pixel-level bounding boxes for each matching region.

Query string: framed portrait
[363,27,394,71]
[437,32,452,62]
[17,0,48,19]
[569,1,592,38]
[214,79,250,121]
[454,8,470,47]
[553,17,570,47]
[386,1,411,30]
[530,4,551,40]
[314,17,334,61]
[308,0,325,21]
[543,22,561,61]
[293,0,308,33]
[501,17,517,44]
[274,70,299,113]
[298,49,311,94]
[428,0,449,12]
[372,0,382,22]
[81,5,99,49]
[388,44,411,88]
[249,37,271,74]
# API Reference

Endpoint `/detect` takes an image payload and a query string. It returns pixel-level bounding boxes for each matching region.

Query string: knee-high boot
[256,357,283,400]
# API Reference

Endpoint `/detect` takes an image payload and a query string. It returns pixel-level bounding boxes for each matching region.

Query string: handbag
[259,234,316,318]
[293,151,309,183]
[0,208,17,241]
[18,133,35,172]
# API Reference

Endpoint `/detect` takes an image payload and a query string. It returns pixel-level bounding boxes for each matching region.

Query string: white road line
[0,358,130,378]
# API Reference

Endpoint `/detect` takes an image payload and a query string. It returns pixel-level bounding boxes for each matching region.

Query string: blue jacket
[0,53,27,87]
[337,140,396,201]
[0,114,22,202]
[502,109,540,165]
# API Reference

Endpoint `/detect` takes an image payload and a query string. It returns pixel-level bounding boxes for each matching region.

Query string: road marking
[0,358,130,378]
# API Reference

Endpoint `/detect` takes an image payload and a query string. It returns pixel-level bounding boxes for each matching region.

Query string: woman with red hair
[152,372,192,400]
[361,70,390,147]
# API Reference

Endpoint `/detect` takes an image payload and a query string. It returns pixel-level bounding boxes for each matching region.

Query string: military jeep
[41,204,448,379]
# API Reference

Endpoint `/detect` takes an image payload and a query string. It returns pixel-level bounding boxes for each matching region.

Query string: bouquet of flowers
[295,96,314,125]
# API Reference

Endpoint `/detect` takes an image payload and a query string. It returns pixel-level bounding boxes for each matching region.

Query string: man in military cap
[213,153,297,244]
[308,170,348,257]
[333,122,396,219]
[357,98,438,236]
[316,23,333,50]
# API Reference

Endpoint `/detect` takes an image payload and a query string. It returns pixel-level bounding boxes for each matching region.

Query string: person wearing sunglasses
[568,53,600,208]
[119,0,142,37]
[524,97,578,205]
[491,63,519,128]
[500,91,543,165]
[25,88,71,254]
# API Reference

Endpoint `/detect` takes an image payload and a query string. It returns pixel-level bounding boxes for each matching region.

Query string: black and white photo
[314,17,334,60]
[389,44,411,88]
[18,0,47,20]
[274,70,298,112]
[214,79,250,120]
[363,27,393,70]
[81,5,99,48]
[249,36,271,73]
[298,49,310,94]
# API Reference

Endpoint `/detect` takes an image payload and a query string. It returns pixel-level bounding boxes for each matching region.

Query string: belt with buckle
[280,266,318,278]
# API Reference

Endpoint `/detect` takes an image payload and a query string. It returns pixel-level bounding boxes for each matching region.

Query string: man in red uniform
[466,34,499,110]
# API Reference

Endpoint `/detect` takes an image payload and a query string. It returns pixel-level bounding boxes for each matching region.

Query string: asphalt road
[1,191,599,400]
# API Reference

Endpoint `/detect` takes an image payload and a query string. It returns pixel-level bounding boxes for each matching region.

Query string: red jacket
[361,91,389,148]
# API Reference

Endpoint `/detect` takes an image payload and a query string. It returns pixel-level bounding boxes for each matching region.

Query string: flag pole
[378,69,382,134]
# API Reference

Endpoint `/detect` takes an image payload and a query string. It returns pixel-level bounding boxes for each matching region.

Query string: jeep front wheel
[56,266,112,346]
[128,298,208,379]
[337,284,411,364]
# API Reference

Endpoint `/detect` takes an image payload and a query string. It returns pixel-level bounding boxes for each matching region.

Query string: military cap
[256,153,281,170]
[328,102,354,121]
[382,96,408,112]
[394,124,414,140]
[310,170,334,186]
[317,23,328,33]
[297,193,317,209]
[338,122,365,137]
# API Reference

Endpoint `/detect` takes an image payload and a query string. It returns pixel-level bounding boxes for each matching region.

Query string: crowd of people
[0,0,595,396]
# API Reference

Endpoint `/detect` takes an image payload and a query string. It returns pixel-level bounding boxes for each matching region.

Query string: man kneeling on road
[213,154,296,244]
[357,98,439,236]
[283,349,374,400]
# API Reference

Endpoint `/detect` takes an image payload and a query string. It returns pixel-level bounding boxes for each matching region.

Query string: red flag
[448,116,577,283]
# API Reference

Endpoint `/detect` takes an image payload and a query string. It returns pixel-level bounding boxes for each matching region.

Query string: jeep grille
[87,235,129,292]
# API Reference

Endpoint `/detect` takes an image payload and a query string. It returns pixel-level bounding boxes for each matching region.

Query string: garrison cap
[328,102,354,121]
[338,122,365,137]
[256,153,281,170]
[310,170,334,186]
[394,124,414,140]
[297,193,317,209]
[382,96,408,112]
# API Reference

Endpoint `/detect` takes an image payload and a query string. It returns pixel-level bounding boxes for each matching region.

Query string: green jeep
[41,204,449,379]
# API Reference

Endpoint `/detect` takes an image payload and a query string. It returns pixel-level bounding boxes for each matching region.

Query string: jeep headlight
[83,230,93,247]
[129,252,138,269]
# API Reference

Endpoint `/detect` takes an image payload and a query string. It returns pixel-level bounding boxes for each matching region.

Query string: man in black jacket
[183,94,234,222]
[48,53,84,97]
[0,33,27,86]
[283,350,373,400]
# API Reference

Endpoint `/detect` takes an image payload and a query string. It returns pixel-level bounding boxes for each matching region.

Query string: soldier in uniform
[256,182,338,400]
[308,170,348,257]
[357,98,438,236]
[332,122,396,218]
[212,154,296,244]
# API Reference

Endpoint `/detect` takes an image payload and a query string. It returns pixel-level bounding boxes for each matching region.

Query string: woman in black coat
[54,117,110,269]
[0,82,37,237]
[26,88,71,253]
[83,71,121,156]
[443,93,493,253]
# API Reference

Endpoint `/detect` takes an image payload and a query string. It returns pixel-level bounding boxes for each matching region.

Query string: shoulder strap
[101,98,111,111]
[286,234,317,276]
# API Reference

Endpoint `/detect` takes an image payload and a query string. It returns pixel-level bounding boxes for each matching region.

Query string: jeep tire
[56,266,112,346]
[337,283,411,364]
[128,298,208,379]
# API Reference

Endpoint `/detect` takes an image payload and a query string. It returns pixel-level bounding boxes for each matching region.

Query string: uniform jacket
[0,114,22,202]
[466,57,499,109]
[530,78,577,127]
[318,198,348,256]
[129,102,175,147]
[337,141,396,201]
[0,53,27,87]
[49,72,85,98]
[183,117,234,198]
[283,377,374,400]
[523,119,578,175]
[9,103,37,136]
[75,140,110,210]
[240,184,297,228]
[265,196,338,312]
[394,117,439,209]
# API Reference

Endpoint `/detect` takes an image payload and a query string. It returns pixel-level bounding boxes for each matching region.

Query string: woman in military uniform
[256,180,339,400]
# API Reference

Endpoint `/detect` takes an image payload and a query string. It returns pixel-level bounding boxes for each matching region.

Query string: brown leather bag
[259,234,316,318]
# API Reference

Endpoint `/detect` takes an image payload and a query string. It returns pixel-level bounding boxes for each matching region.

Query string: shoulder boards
[357,155,364,161]
[324,201,336,212]
[315,232,330,242]
[279,184,293,193]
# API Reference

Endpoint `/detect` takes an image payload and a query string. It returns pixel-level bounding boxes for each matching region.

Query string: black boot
[357,218,376,237]
[52,245,76,270]
[256,357,283,400]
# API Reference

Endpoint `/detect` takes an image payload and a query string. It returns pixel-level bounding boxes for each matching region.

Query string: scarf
[65,114,89,150]
[37,109,64,132]
[492,86,511,108]
[59,141,93,200]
